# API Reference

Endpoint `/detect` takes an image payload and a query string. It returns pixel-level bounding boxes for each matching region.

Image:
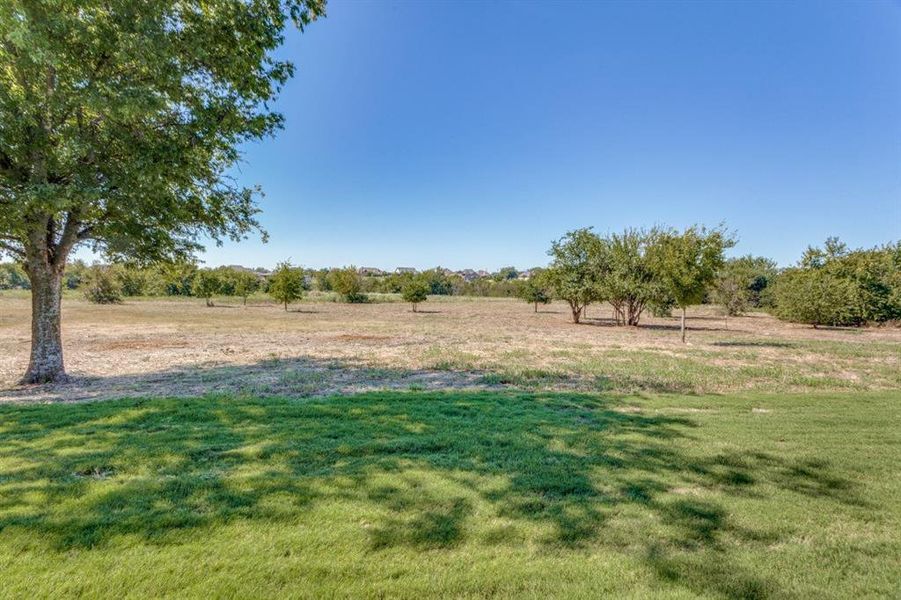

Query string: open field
[1,294,899,597]
[1,294,900,402]
[0,391,898,598]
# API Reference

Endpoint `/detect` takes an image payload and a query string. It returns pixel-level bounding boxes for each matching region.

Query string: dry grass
[1,293,899,402]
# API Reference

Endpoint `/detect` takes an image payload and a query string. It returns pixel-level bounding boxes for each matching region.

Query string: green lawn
[0,391,898,598]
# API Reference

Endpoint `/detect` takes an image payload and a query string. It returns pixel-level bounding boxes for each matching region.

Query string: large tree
[0,0,324,383]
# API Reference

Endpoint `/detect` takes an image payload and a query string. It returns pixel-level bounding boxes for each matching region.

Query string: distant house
[476,270,490,278]
[395,267,417,275]
[358,267,386,277]
[456,269,478,281]
[517,270,532,280]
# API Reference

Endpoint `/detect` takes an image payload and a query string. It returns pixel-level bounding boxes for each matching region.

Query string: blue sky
[203,0,901,271]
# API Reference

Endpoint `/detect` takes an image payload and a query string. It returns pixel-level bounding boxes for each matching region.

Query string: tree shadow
[0,389,870,597]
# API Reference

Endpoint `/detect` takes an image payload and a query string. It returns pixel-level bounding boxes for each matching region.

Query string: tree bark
[570,302,582,324]
[20,264,69,384]
[534,302,538,313]
[680,306,687,343]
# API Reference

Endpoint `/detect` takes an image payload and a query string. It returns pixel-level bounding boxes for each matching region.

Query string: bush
[772,239,901,327]
[0,262,29,290]
[193,269,222,307]
[329,267,368,303]
[83,267,123,304]
[772,268,861,327]
[268,261,305,310]
[401,279,430,312]
[518,278,551,312]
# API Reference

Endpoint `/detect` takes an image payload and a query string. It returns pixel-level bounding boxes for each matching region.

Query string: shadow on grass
[0,390,867,597]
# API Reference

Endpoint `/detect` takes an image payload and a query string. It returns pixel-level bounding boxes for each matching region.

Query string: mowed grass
[1,391,898,598]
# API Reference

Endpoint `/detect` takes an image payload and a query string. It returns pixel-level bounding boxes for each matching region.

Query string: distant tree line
[2,234,897,330]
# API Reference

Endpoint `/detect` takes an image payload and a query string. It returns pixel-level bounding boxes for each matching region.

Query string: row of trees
[533,226,734,341]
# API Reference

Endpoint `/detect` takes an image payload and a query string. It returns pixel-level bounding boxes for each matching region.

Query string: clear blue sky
[203,0,901,271]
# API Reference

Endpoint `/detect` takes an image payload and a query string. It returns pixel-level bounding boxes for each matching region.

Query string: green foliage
[710,272,748,317]
[545,228,608,323]
[268,261,306,310]
[0,262,30,289]
[603,228,668,326]
[116,266,148,297]
[772,268,860,327]
[229,270,261,305]
[329,267,368,303]
[494,266,519,281]
[193,270,222,307]
[772,238,900,326]
[401,278,430,311]
[647,225,734,309]
[518,277,551,312]
[313,268,332,292]
[0,0,325,267]
[82,266,122,304]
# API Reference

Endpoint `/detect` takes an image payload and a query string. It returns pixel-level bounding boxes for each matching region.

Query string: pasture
[0,294,899,598]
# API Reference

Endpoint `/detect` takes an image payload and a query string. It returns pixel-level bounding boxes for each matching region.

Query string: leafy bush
[268,261,305,310]
[193,270,222,307]
[772,268,860,327]
[0,262,29,290]
[518,278,551,312]
[329,267,368,303]
[83,267,123,304]
[772,238,900,326]
[401,279,430,312]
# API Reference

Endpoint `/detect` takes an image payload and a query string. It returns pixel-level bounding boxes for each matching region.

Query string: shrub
[230,270,261,305]
[772,268,860,328]
[401,279,430,312]
[268,261,305,311]
[83,267,123,304]
[329,267,368,303]
[193,269,222,307]
[518,278,551,312]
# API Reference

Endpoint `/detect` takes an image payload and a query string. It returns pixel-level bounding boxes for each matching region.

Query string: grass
[1,390,898,598]
[2,295,899,401]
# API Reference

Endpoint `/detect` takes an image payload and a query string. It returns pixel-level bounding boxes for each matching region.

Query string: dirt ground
[1,294,899,402]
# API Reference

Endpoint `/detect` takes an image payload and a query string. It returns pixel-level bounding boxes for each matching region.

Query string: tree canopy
[0,0,325,382]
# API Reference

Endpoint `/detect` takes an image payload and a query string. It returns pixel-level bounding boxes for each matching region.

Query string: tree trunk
[284,301,288,312]
[413,303,417,313]
[534,302,538,313]
[570,303,582,324]
[680,306,687,343]
[21,265,68,384]
[243,296,247,306]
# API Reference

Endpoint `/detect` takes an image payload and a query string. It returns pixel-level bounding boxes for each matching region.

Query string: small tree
[519,278,551,312]
[330,267,368,303]
[193,270,222,307]
[648,226,734,342]
[401,279,430,312]
[232,271,261,306]
[710,271,748,320]
[82,266,122,304]
[268,261,305,311]
[602,228,665,326]
[545,228,608,323]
